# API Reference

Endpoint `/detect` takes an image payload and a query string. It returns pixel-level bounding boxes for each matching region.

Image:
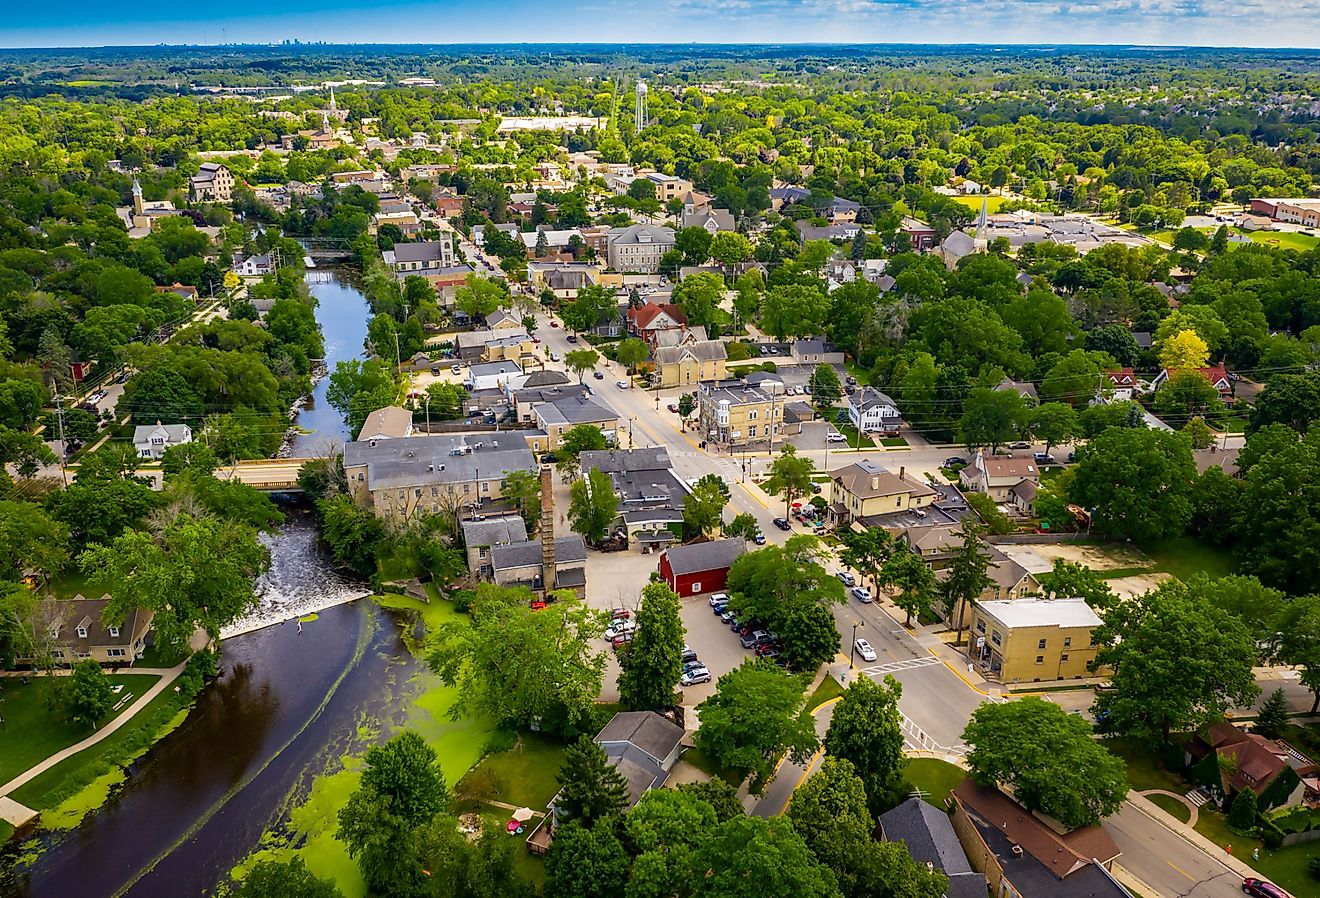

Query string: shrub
[1228,788,1258,831]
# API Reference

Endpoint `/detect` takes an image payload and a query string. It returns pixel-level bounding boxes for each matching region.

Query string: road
[1106,801,1245,898]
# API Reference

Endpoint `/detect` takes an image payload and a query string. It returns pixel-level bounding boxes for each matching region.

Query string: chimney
[899,466,906,480]
[871,475,880,490]
[1011,845,1024,858]
[540,465,555,592]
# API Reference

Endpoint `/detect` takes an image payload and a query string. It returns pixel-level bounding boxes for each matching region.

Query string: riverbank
[225,590,494,897]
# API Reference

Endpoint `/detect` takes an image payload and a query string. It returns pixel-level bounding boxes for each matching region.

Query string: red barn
[658,539,745,597]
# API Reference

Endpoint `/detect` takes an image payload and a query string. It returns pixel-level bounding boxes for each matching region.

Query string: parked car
[680,667,711,686]
[753,532,767,545]
[540,453,558,464]
[616,380,630,389]
[609,608,631,620]
[1033,452,1056,465]
[1008,440,1031,450]
[566,334,578,343]
[451,364,462,375]
[682,659,706,673]
[115,372,129,384]
[611,632,634,648]
[550,351,561,362]
[549,321,559,328]
[667,403,679,413]
[773,517,792,531]
[851,586,874,603]
[681,646,698,663]
[854,638,877,662]
[836,571,856,587]
[709,593,730,607]
[826,431,848,443]
[1241,879,1289,898]
[711,600,728,615]
[603,620,636,641]
[720,609,737,624]
[1066,450,1076,463]
[944,456,967,467]
[755,641,780,657]
[739,630,762,649]
[531,336,541,344]
[845,375,857,385]
[844,385,856,395]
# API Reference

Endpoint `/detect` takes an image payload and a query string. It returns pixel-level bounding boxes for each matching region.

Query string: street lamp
[849,620,865,669]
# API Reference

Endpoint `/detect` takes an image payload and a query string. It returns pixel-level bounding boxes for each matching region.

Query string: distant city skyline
[2,1,1319,51]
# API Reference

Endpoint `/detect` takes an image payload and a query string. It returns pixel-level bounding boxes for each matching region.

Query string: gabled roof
[460,515,528,549]
[996,378,1039,402]
[390,241,449,264]
[629,303,687,331]
[833,459,936,501]
[595,711,684,768]
[491,536,587,571]
[878,798,985,898]
[849,387,899,414]
[356,406,414,441]
[655,340,727,364]
[662,538,745,575]
[976,453,1039,482]
[522,369,572,388]
[1106,368,1137,387]
[941,230,977,258]
[133,421,191,444]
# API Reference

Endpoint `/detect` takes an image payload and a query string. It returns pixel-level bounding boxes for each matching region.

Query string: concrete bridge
[212,459,313,492]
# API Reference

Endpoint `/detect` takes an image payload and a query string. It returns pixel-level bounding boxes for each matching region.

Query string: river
[0,272,394,898]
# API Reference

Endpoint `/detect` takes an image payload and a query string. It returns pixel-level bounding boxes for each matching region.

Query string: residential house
[510,383,586,423]
[697,380,784,447]
[1184,722,1316,809]
[343,432,537,521]
[1102,368,1140,402]
[794,221,862,242]
[628,303,688,343]
[967,597,1103,684]
[877,798,986,898]
[643,172,693,203]
[156,283,200,302]
[959,453,1040,502]
[768,185,811,211]
[483,309,524,331]
[825,196,861,223]
[659,539,746,596]
[653,341,728,388]
[791,339,844,367]
[467,360,527,392]
[651,325,709,350]
[607,224,677,273]
[526,261,604,299]
[1151,364,1233,402]
[23,596,154,665]
[383,237,456,275]
[899,216,937,252]
[1008,479,1038,515]
[847,388,903,436]
[528,396,620,452]
[461,515,528,579]
[828,460,938,529]
[133,421,193,460]
[190,162,234,203]
[580,448,687,548]
[682,206,736,234]
[357,406,414,442]
[900,522,966,560]
[491,535,588,597]
[995,378,1039,405]
[950,781,1126,898]
[233,254,275,278]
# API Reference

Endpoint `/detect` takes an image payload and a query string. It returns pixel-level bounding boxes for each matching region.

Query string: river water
[0,272,398,897]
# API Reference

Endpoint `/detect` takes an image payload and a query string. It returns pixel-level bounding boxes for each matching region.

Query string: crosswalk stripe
[860,656,942,676]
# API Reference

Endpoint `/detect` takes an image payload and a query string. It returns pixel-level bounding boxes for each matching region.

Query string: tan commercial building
[653,341,727,387]
[697,381,783,447]
[190,162,234,203]
[827,460,937,528]
[967,597,1104,684]
[607,224,676,273]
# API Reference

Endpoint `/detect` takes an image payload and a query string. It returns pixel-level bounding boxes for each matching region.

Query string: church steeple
[329,85,337,114]
[131,178,144,215]
[973,196,989,251]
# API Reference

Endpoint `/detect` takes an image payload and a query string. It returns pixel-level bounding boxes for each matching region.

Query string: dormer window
[76,626,88,639]
[109,626,120,638]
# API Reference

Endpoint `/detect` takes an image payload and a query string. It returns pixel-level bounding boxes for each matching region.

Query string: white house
[233,254,274,278]
[133,421,193,459]
[847,388,902,435]
[466,360,527,392]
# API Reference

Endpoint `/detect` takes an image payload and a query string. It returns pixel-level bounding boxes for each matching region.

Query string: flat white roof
[978,597,1101,630]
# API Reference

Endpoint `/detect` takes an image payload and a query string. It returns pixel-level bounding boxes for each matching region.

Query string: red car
[549,321,560,328]
[667,403,679,413]
[1242,879,1290,898]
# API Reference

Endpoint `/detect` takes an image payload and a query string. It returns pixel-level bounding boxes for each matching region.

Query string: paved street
[1106,801,1246,898]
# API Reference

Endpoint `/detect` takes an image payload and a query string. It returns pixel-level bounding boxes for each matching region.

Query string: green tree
[1155,372,1223,421]
[0,500,70,581]
[558,424,611,479]
[839,527,893,595]
[726,535,843,671]
[959,387,1028,453]
[676,227,714,266]
[1182,416,1217,450]
[455,275,509,320]
[677,392,695,421]
[880,544,936,627]
[676,778,744,822]
[823,675,906,816]
[694,659,819,792]
[234,858,344,898]
[501,469,542,534]
[671,272,724,331]
[710,231,753,267]
[1256,688,1290,740]
[1069,428,1196,541]
[724,511,760,545]
[962,698,1128,828]
[1036,559,1117,609]
[1028,402,1079,454]
[64,658,114,728]
[1092,579,1260,745]
[427,584,607,734]
[619,582,685,711]
[1040,349,1110,406]
[616,337,648,374]
[940,524,992,645]
[555,735,630,827]
[764,444,815,518]
[625,788,719,898]
[569,467,619,545]
[80,514,269,651]
[1228,788,1258,831]
[1276,594,1320,714]
[565,348,601,383]
[809,363,841,411]
[683,474,728,537]
[544,822,628,898]
[686,816,841,898]
[316,493,386,577]
[761,284,830,341]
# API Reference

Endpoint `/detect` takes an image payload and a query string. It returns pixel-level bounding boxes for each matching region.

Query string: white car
[854,638,877,662]
[835,571,856,587]
[708,592,730,607]
[826,431,848,443]
[451,364,462,375]
[680,666,712,686]
[603,620,637,641]
[550,351,561,362]
[851,586,873,603]
[616,380,630,389]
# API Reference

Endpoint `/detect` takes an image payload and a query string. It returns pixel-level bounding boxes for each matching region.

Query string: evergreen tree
[1256,687,1290,739]
[555,736,629,827]
[1227,787,1257,831]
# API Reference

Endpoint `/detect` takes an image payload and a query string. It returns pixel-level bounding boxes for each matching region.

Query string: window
[108,626,120,638]
[52,650,64,659]
[976,621,986,634]
[1063,636,1072,648]
[431,487,438,497]
[76,626,88,639]
[895,497,902,507]
[108,648,125,658]
[691,582,701,594]
[748,410,758,420]
[414,488,422,498]
[748,425,756,438]
[1038,638,1047,650]
[990,630,1002,647]
[1035,655,1044,664]
[1060,654,1070,662]
[482,481,489,493]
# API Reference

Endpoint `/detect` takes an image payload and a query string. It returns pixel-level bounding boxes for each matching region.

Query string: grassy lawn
[880,437,908,447]
[45,569,114,601]
[804,674,844,713]
[1208,417,1248,434]
[1242,229,1319,252]
[137,642,188,668]
[832,422,876,449]
[1101,738,1188,794]
[1136,536,1237,580]
[680,746,744,786]
[1194,806,1317,896]
[0,821,11,843]
[457,732,567,810]
[477,808,546,887]
[1145,792,1191,824]
[0,673,161,784]
[950,194,1006,215]
[10,677,195,816]
[903,758,965,807]
[844,362,872,386]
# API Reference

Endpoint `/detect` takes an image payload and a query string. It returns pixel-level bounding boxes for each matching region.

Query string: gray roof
[491,536,587,571]
[681,207,736,231]
[133,422,191,444]
[485,309,518,328]
[827,196,861,212]
[521,369,573,388]
[460,515,528,549]
[343,433,536,491]
[579,447,672,473]
[769,186,811,203]
[654,341,727,364]
[996,378,1039,402]
[535,396,617,427]
[455,328,529,350]
[663,538,745,576]
[596,711,684,768]
[878,798,980,882]
[850,387,899,413]
[391,241,449,263]
[513,384,588,408]
[469,360,522,378]
[608,223,676,246]
[941,230,977,258]
[793,338,837,355]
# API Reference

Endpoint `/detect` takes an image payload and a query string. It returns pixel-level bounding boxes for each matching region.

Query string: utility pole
[52,389,69,487]
[849,620,864,669]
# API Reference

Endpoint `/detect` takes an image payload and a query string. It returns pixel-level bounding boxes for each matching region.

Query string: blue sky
[3,0,1318,50]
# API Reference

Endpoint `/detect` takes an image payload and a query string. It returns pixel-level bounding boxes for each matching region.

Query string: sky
[2,0,1319,50]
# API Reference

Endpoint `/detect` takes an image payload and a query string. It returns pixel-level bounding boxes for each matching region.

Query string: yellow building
[828,460,937,527]
[654,341,727,388]
[697,381,783,447]
[967,597,1106,684]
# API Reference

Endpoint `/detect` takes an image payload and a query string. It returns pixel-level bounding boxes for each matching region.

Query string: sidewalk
[0,660,187,803]
[1125,791,1260,881]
